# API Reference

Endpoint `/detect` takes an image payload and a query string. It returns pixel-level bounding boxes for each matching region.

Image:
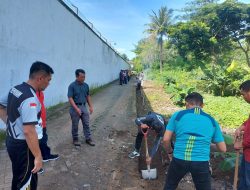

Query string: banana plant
[200,60,247,96]
[213,134,241,172]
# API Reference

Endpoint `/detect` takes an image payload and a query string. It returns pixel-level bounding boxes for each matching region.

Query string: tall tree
[133,37,158,69]
[216,0,250,67]
[121,53,129,61]
[181,0,219,21]
[193,0,250,66]
[169,21,216,64]
[146,6,173,73]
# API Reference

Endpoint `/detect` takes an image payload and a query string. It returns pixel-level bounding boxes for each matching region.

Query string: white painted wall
[0,0,129,129]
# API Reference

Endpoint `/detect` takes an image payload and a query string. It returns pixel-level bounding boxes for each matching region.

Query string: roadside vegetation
[0,130,6,149]
[147,67,250,129]
[132,0,250,130]
[131,0,250,174]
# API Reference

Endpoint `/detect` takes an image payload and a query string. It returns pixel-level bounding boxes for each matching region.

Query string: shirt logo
[156,115,164,125]
[30,103,37,108]
[10,87,22,98]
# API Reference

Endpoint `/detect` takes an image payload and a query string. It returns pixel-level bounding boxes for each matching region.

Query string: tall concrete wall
[0,0,130,130]
[0,0,129,108]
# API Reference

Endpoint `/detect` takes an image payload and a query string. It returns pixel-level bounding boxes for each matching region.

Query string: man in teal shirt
[163,92,226,190]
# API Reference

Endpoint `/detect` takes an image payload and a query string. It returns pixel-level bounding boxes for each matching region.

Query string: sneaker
[43,154,59,162]
[86,139,95,146]
[37,168,44,174]
[128,150,140,158]
[73,140,81,147]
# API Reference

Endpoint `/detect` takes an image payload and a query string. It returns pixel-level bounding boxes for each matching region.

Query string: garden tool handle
[144,131,151,171]
[147,164,150,171]
[143,131,149,157]
[141,128,149,136]
[233,150,240,190]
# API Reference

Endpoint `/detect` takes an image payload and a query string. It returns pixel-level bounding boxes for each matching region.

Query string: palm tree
[146,6,173,73]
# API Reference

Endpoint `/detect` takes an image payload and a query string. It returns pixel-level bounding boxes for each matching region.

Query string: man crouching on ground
[128,111,168,165]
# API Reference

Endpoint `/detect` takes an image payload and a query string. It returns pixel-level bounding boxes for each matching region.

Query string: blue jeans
[164,157,211,190]
[238,157,250,190]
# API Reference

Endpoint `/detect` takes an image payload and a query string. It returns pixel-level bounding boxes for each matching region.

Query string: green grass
[89,82,111,95]
[0,130,6,149]
[148,67,250,129]
[47,81,114,114]
[47,102,65,112]
[203,94,250,129]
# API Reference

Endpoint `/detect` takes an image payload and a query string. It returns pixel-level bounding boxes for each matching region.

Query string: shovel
[233,150,240,190]
[141,129,157,180]
[233,134,242,190]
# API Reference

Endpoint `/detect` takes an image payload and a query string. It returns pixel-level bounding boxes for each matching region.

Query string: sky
[69,0,249,60]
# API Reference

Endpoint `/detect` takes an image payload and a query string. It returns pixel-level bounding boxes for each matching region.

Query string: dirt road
[38,78,156,190]
[38,78,234,190]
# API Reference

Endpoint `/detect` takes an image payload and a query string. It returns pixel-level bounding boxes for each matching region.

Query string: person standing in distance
[68,69,95,146]
[0,61,54,190]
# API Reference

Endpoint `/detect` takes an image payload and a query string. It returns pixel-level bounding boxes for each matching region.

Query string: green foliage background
[147,67,250,129]
[203,94,250,128]
[133,0,250,129]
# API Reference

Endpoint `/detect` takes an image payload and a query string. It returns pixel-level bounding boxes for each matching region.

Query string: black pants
[136,81,141,90]
[164,157,211,190]
[135,129,144,152]
[39,128,51,159]
[6,136,38,190]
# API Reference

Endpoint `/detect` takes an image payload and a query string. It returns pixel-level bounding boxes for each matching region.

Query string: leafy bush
[148,65,250,129]
[0,130,6,149]
[148,66,202,106]
[203,94,250,128]
[200,60,250,96]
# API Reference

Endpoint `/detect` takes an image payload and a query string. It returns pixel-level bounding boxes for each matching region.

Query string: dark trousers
[135,129,144,152]
[136,81,141,90]
[164,157,211,190]
[123,77,127,84]
[6,136,38,190]
[238,157,250,190]
[119,76,123,85]
[70,105,91,141]
[39,128,51,159]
